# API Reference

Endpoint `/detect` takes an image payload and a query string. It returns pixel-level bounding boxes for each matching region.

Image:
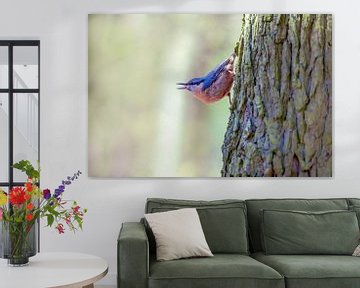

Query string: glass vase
[0,220,37,266]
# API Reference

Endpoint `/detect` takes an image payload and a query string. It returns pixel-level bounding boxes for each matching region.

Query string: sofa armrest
[118,222,149,288]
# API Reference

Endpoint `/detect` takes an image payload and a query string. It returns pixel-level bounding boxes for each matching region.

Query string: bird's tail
[227,52,236,64]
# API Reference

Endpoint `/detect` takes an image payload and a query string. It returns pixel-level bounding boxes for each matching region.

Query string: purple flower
[43,189,51,200]
[54,171,82,199]
[54,189,63,199]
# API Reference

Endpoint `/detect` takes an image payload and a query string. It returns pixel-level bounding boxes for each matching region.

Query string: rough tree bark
[222,14,332,177]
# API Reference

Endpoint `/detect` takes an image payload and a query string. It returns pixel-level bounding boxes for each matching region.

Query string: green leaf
[75,216,83,230]
[12,160,40,180]
[47,214,54,227]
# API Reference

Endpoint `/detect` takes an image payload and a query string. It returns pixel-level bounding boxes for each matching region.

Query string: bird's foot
[228,93,235,111]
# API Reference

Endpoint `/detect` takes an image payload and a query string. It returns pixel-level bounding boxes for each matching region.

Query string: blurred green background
[88,14,241,177]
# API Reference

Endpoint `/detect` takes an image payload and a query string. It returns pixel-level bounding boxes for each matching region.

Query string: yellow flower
[0,190,7,206]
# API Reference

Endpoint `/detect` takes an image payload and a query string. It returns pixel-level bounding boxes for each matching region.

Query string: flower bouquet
[0,160,87,266]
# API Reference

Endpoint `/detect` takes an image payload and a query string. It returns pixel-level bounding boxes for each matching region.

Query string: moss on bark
[222,14,332,177]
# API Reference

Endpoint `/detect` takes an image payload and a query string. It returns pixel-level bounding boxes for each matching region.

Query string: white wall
[1,0,360,285]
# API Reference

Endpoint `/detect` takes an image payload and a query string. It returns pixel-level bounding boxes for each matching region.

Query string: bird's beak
[176,83,187,90]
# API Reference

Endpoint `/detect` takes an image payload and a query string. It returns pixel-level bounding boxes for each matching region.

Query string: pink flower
[0,208,3,220]
[72,205,80,215]
[56,223,65,234]
[65,214,71,225]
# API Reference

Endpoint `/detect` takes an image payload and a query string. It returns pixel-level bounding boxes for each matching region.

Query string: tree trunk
[221,14,332,177]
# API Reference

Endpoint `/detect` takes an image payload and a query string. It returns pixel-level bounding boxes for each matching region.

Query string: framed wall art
[88,14,332,178]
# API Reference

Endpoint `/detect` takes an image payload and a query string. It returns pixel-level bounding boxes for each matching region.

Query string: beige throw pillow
[353,244,360,256]
[145,208,213,261]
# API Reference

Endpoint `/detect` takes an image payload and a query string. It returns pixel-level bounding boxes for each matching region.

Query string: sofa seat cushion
[149,254,284,288]
[252,252,360,288]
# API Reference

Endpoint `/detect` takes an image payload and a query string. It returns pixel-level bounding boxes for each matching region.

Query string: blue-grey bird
[177,53,236,106]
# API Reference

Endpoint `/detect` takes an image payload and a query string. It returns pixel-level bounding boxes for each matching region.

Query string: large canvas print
[88,14,332,177]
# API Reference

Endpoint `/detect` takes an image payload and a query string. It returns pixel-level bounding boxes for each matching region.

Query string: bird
[177,53,236,107]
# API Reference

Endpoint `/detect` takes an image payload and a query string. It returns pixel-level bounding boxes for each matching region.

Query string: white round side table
[0,252,108,288]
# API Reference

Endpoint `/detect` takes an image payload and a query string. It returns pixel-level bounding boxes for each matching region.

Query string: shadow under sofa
[118,198,360,288]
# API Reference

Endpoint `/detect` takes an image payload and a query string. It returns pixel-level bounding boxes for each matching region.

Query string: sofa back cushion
[246,198,349,252]
[145,198,249,254]
[348,198,360,207]
[347,199,360,228]
[261,209,359,255]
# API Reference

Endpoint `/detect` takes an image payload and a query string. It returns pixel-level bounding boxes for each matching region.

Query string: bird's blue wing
[185,77,205,86]
[201,59,229,91]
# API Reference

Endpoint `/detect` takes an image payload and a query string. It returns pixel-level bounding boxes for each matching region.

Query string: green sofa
[118,198,360,288]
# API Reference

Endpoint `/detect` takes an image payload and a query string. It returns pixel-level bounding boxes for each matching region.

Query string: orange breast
[192,70,235,104]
